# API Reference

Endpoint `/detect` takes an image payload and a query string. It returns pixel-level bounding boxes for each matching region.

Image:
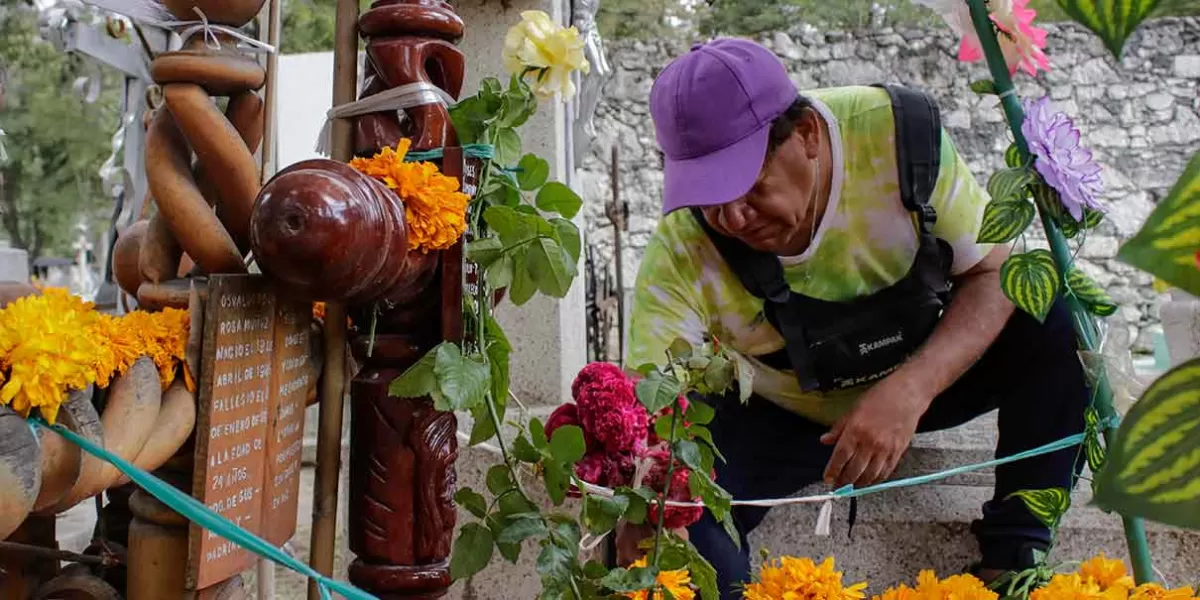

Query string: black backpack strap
[872,83,942,233]
[689,207,791,304]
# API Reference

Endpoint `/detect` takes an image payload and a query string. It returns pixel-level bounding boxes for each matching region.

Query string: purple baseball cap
[651,38,798,215]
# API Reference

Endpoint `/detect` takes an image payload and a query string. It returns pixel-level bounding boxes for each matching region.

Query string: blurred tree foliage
[0,3,120,261]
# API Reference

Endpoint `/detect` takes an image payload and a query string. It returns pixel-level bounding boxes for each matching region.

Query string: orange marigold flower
[745,555,867,600]
[348,138,470,253]
[1079,554,1134,592]
[622,556,695,600]
[1129,583,1197,600]
[872,570,995,600]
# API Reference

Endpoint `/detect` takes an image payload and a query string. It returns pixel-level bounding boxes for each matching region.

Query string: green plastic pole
[963,0,1156,584]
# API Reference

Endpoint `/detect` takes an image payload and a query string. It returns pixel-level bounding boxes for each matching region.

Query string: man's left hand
[820,374,931,488]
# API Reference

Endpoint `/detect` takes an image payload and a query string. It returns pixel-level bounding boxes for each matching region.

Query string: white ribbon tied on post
[313,81,458,156]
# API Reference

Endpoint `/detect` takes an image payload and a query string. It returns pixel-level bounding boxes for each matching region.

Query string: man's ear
[795,108,822,159]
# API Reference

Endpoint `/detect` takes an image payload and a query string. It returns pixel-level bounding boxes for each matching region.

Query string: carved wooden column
[249,3,467,597]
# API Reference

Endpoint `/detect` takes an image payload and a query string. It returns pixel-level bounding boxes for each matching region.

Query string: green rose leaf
[517,153,551,190]
[468,403,498,446]
[465,236,504,267]
[668,338,694,359]
[479,171,521,207]
[512,434,543,463]
[583,493,629,534]
[496,514,548,545]
[1066,265,1118,317]
[550,217,582,263]
[615,487,652,525]
[1006,488,1071,529]
[487,464,514,495]
[449,523,494,580]
[1094,356,1200,529]
[732,351,755,403]
[636,370,683,414]
[1117,151,1200,298]
[530,417,549,449]
[600,565,659,593]
[655,414,682,443]
[484,253,514,290]
[676,439,705,472]
[548,424,587,465]
[484,205,537,247]
[497,494,538,518]
[978,198,1036,243]
[702,355,735,393]
[1056,0,1162,60]
[999,250,1061,323]
[433,343,490,411]
[684,400,716,426]
[689,470,733,526]
[543,459,571,506]
[583,560,609,580]
[527,237,576,298]
[535,181,583,219]
[494,127,522,166]
[485,515,522,564]
[388,347,437,398]
[486,316,511,407]
[535,542,574,586]
[454,487,488,519]
[508,247,538,306]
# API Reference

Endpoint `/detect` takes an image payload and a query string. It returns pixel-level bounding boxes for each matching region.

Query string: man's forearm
[894,267,1015,406]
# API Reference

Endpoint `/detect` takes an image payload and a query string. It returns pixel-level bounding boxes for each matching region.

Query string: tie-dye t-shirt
[625,85,994,426]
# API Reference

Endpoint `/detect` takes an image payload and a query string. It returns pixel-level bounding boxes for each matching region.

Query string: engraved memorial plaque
[262,300,312,546]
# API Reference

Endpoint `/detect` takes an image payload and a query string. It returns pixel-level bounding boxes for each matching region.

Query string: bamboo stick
[305,0,358,597]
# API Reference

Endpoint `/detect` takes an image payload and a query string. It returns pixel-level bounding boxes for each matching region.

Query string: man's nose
[721,201,753,232]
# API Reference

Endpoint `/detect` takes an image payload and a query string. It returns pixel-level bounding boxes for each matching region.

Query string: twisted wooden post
[249,2,468,596]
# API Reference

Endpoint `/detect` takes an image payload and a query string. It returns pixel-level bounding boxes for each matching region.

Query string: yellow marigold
[1030,573,1129,600]
[1079,554,1135,592]
[347,138,469,253]
[622,556,695,600]
[0,288,105,423]
[1129,584,1197,600]
[119,308,191,390]
[872,570,996,600]
[743,556,867,600]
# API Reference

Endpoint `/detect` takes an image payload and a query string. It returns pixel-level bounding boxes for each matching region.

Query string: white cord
[313,82,458,156]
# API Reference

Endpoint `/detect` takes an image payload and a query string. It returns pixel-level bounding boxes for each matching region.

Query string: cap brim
[660,124,770,215]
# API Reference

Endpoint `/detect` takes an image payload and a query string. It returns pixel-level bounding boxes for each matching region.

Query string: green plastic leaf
[636,370,683,414]
[1094,356,1200,529]
[1055,0,1163,60]
[1005,144,1025,169]
[535,182,583,219]
[550,218,581,263]
[600,566,658,592]
[527,237,576,298]
[455,487,488,519]
[987,167,1034,204]
[516,154,550,190]
[1084,407,1107,472]
[685,400,716,426]
[1117,151,1200,298]
[496,514,548,545]
[433,343,490,411]
[465,236,504,267]
[1000,250,1061,323]
[583,494,629,534]
[978,199,1035,244]
[449,523,494,580]
[1066,265,1118,317]
[508,248,538,306]
[388,348,437,398]
[494,127,521,165]
[548,425,587,465]
[1006,488,1071,529]
[969,79,997,95]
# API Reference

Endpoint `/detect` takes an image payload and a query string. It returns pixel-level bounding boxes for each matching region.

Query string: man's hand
[820,373,930,488]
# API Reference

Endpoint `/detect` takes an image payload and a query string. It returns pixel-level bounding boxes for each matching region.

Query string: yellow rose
[502,10,590,100]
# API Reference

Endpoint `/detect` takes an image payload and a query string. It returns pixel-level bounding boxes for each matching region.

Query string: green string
[403,143,495,162]
[30,418,378,600]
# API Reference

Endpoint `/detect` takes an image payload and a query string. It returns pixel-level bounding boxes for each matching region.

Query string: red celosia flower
[647,467,704,529]
[545,403,599,450]
[582,399,649,453]
[571,361,628,399]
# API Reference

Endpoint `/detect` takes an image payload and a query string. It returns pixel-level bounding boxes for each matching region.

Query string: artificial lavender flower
[1021,96,1105,221]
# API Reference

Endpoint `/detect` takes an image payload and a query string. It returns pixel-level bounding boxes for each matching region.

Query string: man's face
[699,111,824,255]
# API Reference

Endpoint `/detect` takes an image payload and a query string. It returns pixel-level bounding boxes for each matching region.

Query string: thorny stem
[651,401,682,569]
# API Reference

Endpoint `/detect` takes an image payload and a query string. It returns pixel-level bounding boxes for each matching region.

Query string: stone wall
[577,17,1200,355]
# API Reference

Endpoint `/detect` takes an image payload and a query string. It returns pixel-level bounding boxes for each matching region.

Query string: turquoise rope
[30,419,378,600]
[403,143,495,162]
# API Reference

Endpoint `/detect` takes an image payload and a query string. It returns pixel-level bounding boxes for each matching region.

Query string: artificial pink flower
[957,0,1049,76]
